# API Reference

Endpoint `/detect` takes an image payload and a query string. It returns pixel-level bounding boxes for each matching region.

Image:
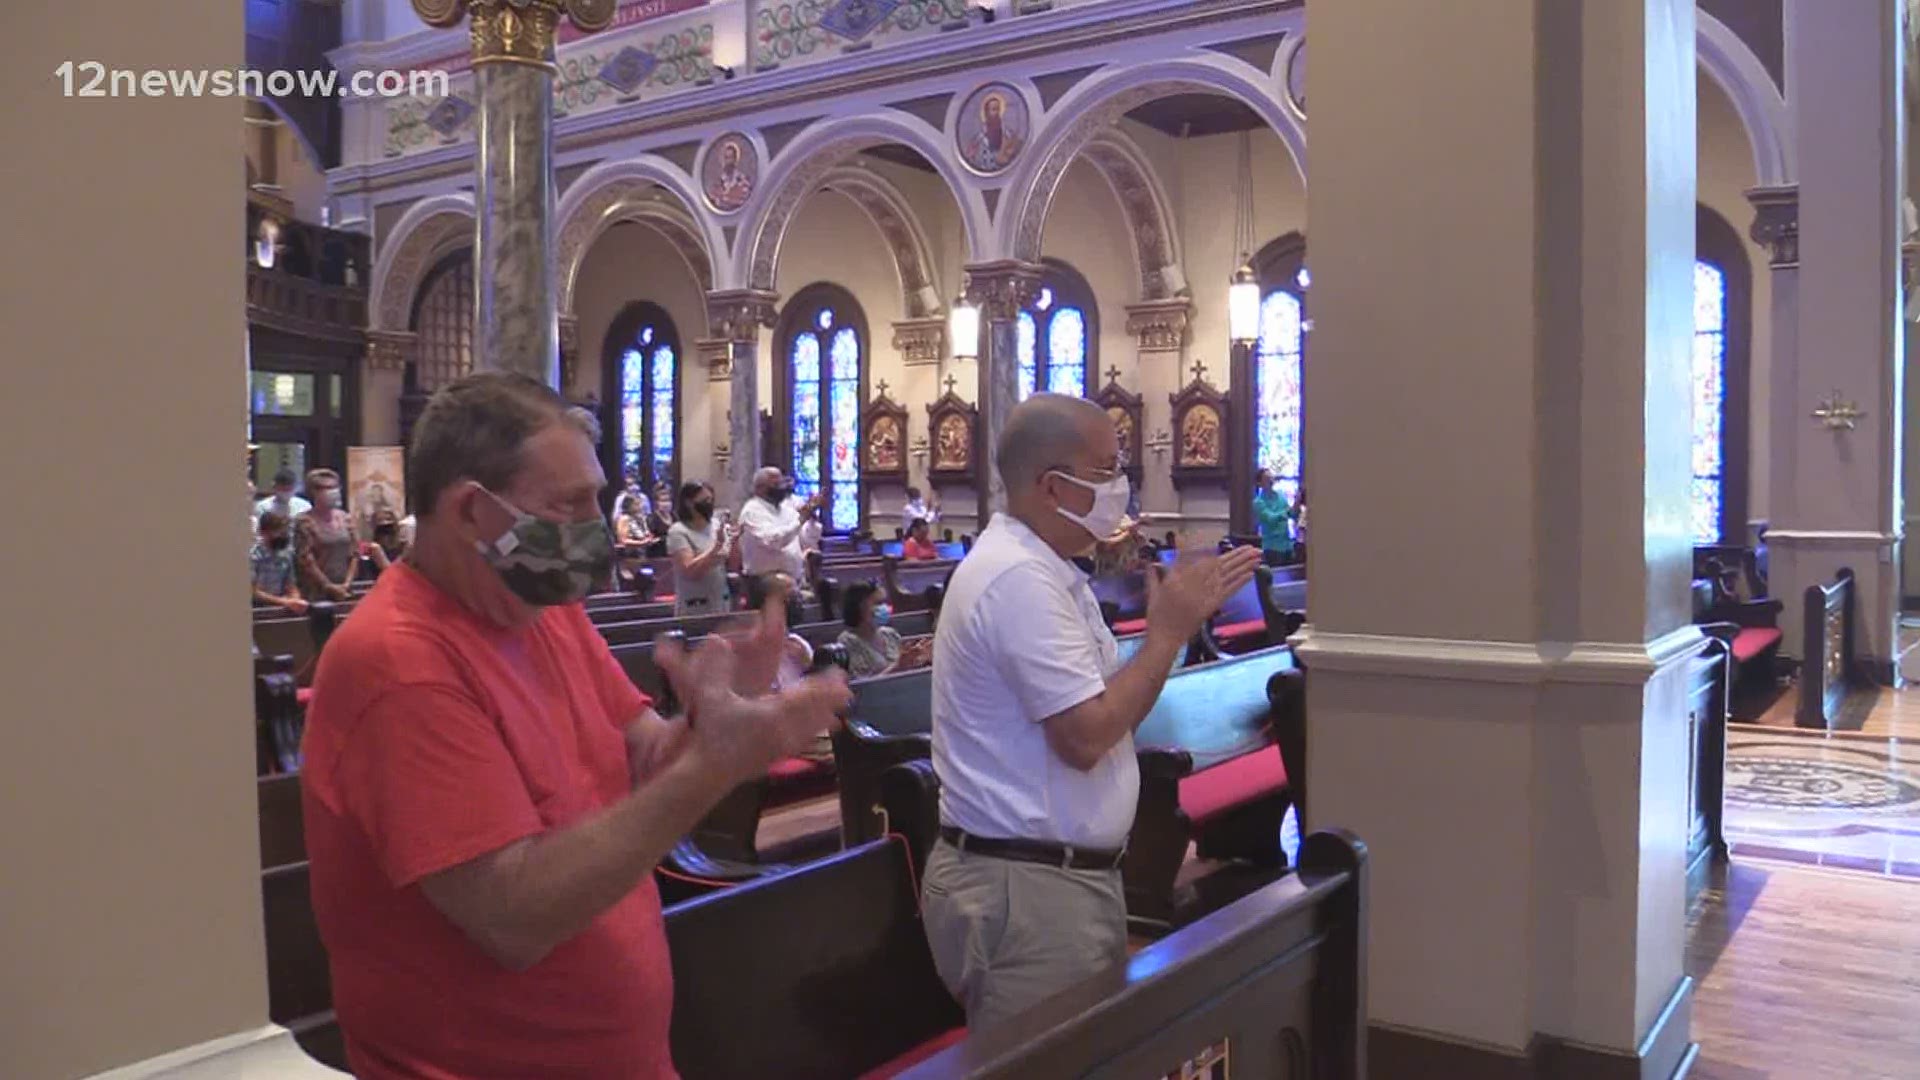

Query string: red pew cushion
[1212,618,1267,643]
[766,756,831,783]
[1731,627,1782,664]
[1113,617,1148,635]
[858,1027,967,1079]
[1179,745,1288,829]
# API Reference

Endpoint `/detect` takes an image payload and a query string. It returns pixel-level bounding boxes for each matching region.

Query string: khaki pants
[920,839,1128,1031]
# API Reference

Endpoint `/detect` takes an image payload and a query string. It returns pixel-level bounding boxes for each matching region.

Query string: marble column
[556,313,581,396]
[708,289,779,508]
[363,329,416,445]
[1306,0,1698,1073]
[1762,0,1905,675]
[411,0,614,386]
[964,261,1042,527]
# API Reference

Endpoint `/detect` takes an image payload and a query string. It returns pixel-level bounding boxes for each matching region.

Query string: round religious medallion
[566,0,617,32]
[1725,756,1920,811]
[701,133,759,214]
[955,83,1030,176]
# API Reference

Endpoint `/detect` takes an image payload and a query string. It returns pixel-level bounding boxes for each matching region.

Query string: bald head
[996,393,1112,493]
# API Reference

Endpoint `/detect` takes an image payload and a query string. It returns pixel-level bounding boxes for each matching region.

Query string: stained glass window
[1015,264,1094,402]
[617,318,678,489]
[786,299,863,530]
[1691,260,1727,543]
[1254,290,1304,508]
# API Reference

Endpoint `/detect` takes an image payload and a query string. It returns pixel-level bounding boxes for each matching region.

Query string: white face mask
[1048,469,1131,543]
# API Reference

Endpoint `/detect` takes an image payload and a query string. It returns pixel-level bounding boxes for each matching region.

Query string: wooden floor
[1734,684,1920,740]
[1690,858,1920,1079]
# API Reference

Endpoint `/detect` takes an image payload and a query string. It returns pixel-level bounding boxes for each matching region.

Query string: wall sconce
[1811,391,1864,432]
[972,1,997,23]
[713,440,732,470]
[709,25,745,81]
[1146,428,1173,459]
[911,435,930,467]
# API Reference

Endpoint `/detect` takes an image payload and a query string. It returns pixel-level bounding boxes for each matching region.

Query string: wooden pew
[883,554,958,615]
[662,830,1367,1080]
[1691,561,1783,718]
[664,836,966,1079]
[1798,568,1862,730]
[1685,637,1730,900]
[904,831,1366,1080]
[1128,647,1300,933]
[255,653,302,775]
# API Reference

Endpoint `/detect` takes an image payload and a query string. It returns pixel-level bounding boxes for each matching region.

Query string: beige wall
[572,221,714,487]
[0,0,267,1076]
[1697,65,1772,527]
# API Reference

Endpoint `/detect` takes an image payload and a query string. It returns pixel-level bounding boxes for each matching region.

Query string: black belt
[938,827,1125,871]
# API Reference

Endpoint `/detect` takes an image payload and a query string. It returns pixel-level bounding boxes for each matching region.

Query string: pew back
[1798,568,1860,729]
[665,837,964,1079]
[1136,645,1296,771]
[903,830,1366,1079]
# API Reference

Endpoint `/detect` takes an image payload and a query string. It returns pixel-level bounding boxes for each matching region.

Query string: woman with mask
[295,468,359,601]
[836,581,931,679]
[666,481,736,617]
[1251,467,1299,567]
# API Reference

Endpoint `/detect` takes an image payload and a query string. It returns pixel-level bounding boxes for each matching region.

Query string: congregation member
[1251,467,1299,566]
[301,373,851,1079]
[738,466,820,582]
[902,517,940,560]
[902,485,940,535]
[255,467,312,527]
[923,393,1260,1030]
[250,510,308,614]
[614,492,654,549]
[608,473,649,532]
[837,580,931,678]
[363,509,408,574]
[666,480,735,616]
[645,480,675,554]
[295,468,359,601]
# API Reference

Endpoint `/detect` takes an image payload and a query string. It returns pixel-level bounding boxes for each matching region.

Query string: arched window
[776,284,867,531]
[600,302,681,490]
[1015,260,1097,400]
[1692,206,1751,544]
[409,251,473,393]
[1231,233,1308,534]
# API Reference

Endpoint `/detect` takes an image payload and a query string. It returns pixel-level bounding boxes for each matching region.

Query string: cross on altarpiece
[944,373,959,396]
[1105,365,1123,386]
[1189,360,1209,383]
[876,379,890,397]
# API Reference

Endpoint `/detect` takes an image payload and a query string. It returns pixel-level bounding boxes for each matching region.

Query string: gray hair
[752,466,783,491]
[409,372,594,517]
[995,393,1108,493]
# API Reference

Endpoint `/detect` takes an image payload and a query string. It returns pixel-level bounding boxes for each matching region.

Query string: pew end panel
[901,829,1368,1080]
[1798,568,1862,730]
[656,838,795,907]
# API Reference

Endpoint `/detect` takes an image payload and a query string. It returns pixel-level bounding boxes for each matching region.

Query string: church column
[363,329,416,445]
[1307,0,1698,1073]
[1762,0,1905,676]
[708,289,779,507]
[1125,298,1191,532]
[556,313,582,399]
[964,260,1042,526]
[409,0,613,384]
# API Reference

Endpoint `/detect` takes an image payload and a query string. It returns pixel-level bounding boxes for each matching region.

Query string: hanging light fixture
[949,293,981,360]
[1227,131,1260,345]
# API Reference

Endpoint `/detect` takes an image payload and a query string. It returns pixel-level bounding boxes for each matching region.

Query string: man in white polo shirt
[737,465,820,582]
[922,393,1260,1029]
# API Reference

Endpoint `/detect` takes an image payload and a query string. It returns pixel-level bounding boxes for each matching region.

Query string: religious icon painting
[955,82,1029,176]
[935,414,971,470]
[701,132,758,214]
[1180,405,1222,468]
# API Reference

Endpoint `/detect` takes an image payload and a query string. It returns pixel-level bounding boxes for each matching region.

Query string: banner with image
[346,446,406,537]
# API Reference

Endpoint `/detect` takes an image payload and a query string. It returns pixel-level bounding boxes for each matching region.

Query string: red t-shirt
[902,537,939,561]
[301,563,677,1079]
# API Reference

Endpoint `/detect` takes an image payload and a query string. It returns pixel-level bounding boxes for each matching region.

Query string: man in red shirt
[302,373,849,1079]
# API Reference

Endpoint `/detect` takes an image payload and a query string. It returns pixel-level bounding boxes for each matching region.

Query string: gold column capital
[706,289,780,344]
[963,260,1045,322]
[412,0,615,68]
[365,329,416,372]
[1125,297,1192,353]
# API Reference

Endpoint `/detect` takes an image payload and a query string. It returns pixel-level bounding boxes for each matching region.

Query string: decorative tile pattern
[1724,732,1920,878]
[597,45,660,95]
[820,0,901,41]
[424,93,476,137]
[756,0,965,68]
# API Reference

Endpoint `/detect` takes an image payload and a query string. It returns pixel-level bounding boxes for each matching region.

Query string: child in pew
[837,580,932,679]
[250,510,308,614]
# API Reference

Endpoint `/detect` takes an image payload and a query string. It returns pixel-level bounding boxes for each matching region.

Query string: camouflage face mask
[475,488,614,606]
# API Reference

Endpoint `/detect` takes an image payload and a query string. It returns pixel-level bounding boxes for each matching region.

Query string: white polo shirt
[737,494,809,580]
[930,514,1135,849]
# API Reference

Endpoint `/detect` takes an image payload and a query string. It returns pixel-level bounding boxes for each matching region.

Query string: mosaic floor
[1724,727,1920,879]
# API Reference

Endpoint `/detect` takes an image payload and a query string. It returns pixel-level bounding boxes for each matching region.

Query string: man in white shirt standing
[737,466,820,583]
[255,468,312,532]
[922,393,1259,1030]
[901,485,939,536]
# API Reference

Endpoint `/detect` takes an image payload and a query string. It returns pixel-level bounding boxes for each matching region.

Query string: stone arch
[1697,10,1794,187]
[817,165,946,318]
[369,193,474,332]
[1000,55,1305,264]
[735,113,992,292]
[1077,128,1187,300]
[554,156,723,316]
